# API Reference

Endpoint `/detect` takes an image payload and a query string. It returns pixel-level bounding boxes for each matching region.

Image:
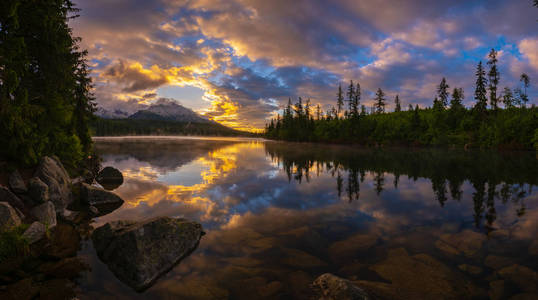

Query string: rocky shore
[0,156,204,298]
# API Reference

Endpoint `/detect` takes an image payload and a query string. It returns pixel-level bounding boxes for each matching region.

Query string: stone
[45,223,80,259]
[38,257,90,278]
[312,273,370,300]
[369,248,485,299]
[77,183,124,216]
[0,278,39,300]
[34,156,73,213]
[91,217,204,291]
[509,293,538,300]
[458,264,482,275]
[497,264,538,293]
[329,233,378,263]
[0,202,22,229]
[31,201,57,228]
[435,229,486,257]
[27,177,49,204]
[96,166,123,190]
[529,240,538,256]
[22,221,46,244]
[485,255,515,270]
[8,170,27,194]
[280,247,327,268]
[488,280,506,300]
[0,185,25,213]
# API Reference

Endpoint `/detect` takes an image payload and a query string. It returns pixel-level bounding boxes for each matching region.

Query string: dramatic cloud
[72,0,537,130]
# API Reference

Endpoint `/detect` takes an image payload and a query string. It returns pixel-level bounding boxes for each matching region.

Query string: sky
[71,0,538,131]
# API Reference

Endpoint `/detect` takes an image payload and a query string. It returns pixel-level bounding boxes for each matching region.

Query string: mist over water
[78,137,538,299]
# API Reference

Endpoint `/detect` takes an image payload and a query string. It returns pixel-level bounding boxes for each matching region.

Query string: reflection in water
[78,138,538,299]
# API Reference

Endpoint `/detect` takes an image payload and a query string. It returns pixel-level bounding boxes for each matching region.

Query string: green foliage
[266,103,537,150]
[0,224,30,263]
[0,0,95,166]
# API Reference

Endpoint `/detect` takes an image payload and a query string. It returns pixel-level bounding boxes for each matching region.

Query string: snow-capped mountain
[96,107,130,119]
[129,101,211,123]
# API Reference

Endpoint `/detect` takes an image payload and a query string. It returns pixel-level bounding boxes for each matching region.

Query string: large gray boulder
[0,202,22,229]
[96,166,124,190]
[312,273,370,300]
[78,183,124,216]
[34,156,72,213]
[22,221,46,244]
[31,201,57,228]
[9,170,27,194]
[92,217,203,291]
[0,185,25,213]
[28,177,49,204]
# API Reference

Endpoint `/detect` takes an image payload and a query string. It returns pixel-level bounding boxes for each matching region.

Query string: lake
[77,136,538,299]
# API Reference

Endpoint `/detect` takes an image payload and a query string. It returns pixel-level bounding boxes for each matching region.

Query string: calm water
[77,137,538,299]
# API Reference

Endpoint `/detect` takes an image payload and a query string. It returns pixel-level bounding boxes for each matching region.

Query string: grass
[0,224,31,263]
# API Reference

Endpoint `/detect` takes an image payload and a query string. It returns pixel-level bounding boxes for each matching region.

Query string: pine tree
[346,80,354,117]
[520,73,530,107]
[450,88,464,110]
[394,95,401,112]
[487,49,500,109]
[337,84,344,118]
[374,88,386,113]
[315,104,322,120]
[474,61,488,115]
[437,77,450,108]
[349,81,360,118]
[502,87,514,108]
[408,104,413,111]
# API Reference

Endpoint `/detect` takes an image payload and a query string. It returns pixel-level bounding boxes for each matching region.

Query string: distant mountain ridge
[96,101,212,124]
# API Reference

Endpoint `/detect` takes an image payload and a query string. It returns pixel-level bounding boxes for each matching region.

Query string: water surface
[78,137,538,299]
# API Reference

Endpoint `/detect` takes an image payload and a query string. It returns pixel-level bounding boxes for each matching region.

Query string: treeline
[265,49,538,150]
[0,0,95,166]
[91,118,251,137]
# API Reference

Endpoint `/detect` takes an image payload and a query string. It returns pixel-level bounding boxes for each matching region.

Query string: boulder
[92,217,203,291]
[312,273,370,300]
[22,221,47,244]
[96,166,124,190]
[0,185,25,212]
[27,177,49,204]
[0,202,22,229]
[34,156,72,213]
[9,170,27,194]
[31,201,57,228]
[77,183,124,216]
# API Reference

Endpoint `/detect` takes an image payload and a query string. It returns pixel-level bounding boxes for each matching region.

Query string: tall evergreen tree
[346,80,354,117]
[349,81,360,118]
[520,73,530,107]
[0,0,95,165]
[487,49,500,110]
[474,61,488,115]
[437,77,450,108]
[450,88,464,110]
[337,84,344,118]
[502,87,514,108]
[315,104,322,120]
[394,95,402,112]
[374,88,386,113]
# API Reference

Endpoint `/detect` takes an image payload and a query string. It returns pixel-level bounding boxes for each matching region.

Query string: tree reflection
[265,142,536,228]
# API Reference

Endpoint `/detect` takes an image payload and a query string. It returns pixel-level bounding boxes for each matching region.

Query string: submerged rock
[92,217,204,291]
[34,157,72,213]
[31,201,57,228]
[96,166,123,190]
[0,202,22,229]
[77,183,124,216]
[28,177,49,204]
[22,221,47,244]
[9,170,27,194]
[312,273,370,300]
[497,264,538,293]
[435,229,486,257]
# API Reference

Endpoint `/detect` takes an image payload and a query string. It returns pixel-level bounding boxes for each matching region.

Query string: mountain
[128,102,212,123]
[96,107,130,119]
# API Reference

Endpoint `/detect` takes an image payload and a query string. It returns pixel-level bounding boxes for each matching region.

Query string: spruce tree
[450,88,464,110]
[349,81,360,118]
[474,61,488,115]
[394,95,401,112]
[437,77,450,108]
[337,84,344,118]
[374,88,386,113]
[502,87,514,108]
[487,49,500,109]
[346,80,354,117]
[520,73,530,107]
